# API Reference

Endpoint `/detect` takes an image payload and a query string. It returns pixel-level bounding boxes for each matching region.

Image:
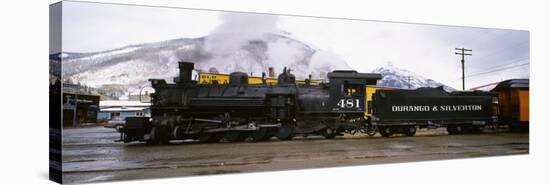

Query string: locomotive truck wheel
[379,126,393,137]
[447,125,456,135]
[275,125,294,140]
[251,128,271,141]
[224,131,248,142]
[473,126,484,134]
[366,126,377,136]
[455,125,464,134]
[149,126,170,145]
[404,126,417,136]
[447,125,464,135]
[465,125,482,134]
[322,127,337,139]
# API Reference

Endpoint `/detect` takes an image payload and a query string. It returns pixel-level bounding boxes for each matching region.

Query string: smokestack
[268,67,275,78]
[178,61,194,83]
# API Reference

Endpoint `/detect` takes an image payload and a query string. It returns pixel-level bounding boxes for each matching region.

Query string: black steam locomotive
[120,61,381,144]
[117,61,497,144]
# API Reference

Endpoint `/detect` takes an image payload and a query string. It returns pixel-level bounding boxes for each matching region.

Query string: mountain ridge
[56,33,455,99]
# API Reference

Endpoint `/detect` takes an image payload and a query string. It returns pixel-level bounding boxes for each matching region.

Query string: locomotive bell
[277,67,296,85]
[229,72,249,86]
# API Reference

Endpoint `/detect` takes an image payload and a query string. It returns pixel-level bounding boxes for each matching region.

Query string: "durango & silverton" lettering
[391,105,482,112]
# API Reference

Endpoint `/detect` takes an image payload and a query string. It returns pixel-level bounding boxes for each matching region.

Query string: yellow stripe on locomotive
[199,72,318,85]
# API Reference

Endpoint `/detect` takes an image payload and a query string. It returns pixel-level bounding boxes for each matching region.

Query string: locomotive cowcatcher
[118,61,382,144]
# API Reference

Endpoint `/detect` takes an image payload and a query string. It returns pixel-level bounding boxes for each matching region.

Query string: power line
[468,56,529,75]
[465,62,528,79]
[451,31,527,73]
[449,57,529,82]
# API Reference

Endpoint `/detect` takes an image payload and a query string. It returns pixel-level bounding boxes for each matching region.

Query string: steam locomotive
[117,61,498,144]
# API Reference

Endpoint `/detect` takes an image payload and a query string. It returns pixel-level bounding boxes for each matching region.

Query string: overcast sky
[61,1,529,90]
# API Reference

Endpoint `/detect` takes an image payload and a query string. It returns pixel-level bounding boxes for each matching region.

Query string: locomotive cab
[327,71,381,113]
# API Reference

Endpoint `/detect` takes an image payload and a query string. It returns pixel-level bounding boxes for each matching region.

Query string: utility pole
[405,76,413,89]
[455,48,472,90]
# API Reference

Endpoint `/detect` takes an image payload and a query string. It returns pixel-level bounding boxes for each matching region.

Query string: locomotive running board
[180,123,283,134]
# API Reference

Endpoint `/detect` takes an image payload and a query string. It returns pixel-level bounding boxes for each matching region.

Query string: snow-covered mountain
[373,63,456,91]
[60,31,353,98]
[59,33,454,99]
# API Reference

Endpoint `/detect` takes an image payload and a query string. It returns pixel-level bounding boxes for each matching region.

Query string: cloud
[205,12,279,55]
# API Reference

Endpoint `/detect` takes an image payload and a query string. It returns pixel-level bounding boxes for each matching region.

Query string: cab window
[343,83,363,96]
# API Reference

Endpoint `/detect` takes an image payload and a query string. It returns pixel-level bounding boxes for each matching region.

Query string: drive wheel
[404,126,417,136]
[322,127,337,139]
[275,124,294,140]
[224,131,247,142]
[379,126,393,137]
[251,128,271,141]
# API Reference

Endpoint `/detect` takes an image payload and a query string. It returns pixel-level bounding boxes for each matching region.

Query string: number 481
[337,99,360,108]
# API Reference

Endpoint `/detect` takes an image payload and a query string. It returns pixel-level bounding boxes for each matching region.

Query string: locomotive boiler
[119,61,382,144]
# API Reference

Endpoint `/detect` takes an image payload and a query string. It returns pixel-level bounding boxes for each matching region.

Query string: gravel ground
[61,126,529,184]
